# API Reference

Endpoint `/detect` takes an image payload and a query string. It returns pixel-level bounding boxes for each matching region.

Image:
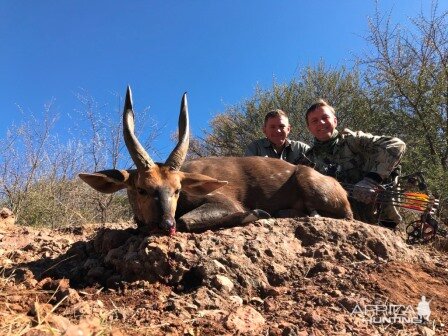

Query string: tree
[193,63,369,157]
[0,90,159,227]
[363,2,448,199]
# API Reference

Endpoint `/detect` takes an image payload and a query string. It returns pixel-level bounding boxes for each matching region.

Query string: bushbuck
[79,87,353,235]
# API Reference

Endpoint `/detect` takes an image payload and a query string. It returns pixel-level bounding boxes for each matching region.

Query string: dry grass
[0,269,33,336]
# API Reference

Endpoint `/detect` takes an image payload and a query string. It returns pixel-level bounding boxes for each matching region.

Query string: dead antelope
[79,87,353,235]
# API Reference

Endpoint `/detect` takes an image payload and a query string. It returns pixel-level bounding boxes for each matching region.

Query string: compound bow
[345,172,440,244]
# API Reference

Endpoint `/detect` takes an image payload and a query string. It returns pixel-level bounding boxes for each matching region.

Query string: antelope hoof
[253,209,271,219]
[242,209,271,223]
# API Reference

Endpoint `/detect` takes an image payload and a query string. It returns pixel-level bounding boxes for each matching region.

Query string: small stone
[264,298,277,312]
[229,295,243,307]
[329,289,343,297]
[0,208,15,227]
[250,296,264,305]
[55,288,81,306]
[212,259,227,272]
[212,275,234,292]
[29,302,53,317]
[332,265,346,275]
[225,306,265,334]
[338,297,359,312]
[303,310,322,325]
[46,314,71,332]
[306,261,333,277]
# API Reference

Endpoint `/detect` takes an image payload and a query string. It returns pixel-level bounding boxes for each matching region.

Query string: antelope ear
[79,169,135,194]
[180,172,228,195]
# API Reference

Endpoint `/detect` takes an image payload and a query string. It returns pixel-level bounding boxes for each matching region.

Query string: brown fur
[177,156,353,229]
[80,156,353,233]
[79,88,352,234]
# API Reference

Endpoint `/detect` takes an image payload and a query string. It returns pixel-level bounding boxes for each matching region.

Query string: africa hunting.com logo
[351,296,431,324]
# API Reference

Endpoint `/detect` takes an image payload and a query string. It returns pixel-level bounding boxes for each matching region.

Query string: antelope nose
[160,218,176,235]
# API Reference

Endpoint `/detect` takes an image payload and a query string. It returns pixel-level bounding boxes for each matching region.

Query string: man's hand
[353,177,380,204]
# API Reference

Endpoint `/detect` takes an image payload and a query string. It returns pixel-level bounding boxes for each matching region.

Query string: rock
[23,277,38,289]
[2,216,441,335]
[266,262,288,286]
[225,305,265,334]
[12,268,35,283]
[56,237,73,247]
[64,317,102,336]
[264,297,277,312]
[46,314,72,332]
[338,297,359,312]
[366,238,390,260]
[306,261,333,277]
[58,287,82,306]
[212,275,234,292]
[212,259,227,272]
[295,221,324,246]
[228,295,244,307]
[94,228,133,254]
[261,285,285,298]
[192,287,216,309]
[0,207,15,228]
[36,277,53,289]
[329,289,343,298]
[29,302,53,317]
[303,310,322,325]
[295,332,309,336]
[280,323,301,335]
[250,296,264,305]
[333,265,346,275]
[41,279,81,306]
[69,301,93,317]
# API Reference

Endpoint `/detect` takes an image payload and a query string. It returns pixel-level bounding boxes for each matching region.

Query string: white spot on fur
[285,170,291,174]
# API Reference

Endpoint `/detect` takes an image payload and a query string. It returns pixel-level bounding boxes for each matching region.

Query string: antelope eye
[137,188,148,196]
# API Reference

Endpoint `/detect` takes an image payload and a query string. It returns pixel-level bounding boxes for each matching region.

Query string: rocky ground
[1,208,447,335]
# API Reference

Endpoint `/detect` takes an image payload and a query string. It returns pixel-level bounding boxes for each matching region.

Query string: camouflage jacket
[245,138,310,165]
[306,129,406,184]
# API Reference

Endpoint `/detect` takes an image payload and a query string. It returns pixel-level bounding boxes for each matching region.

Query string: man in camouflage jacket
[305,99,406,228]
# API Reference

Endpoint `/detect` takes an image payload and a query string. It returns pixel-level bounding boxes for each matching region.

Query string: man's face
[307,106,338,141]
[263,115,291,148]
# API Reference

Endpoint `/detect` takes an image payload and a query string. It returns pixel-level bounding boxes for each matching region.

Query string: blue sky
[0,0,443,161]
